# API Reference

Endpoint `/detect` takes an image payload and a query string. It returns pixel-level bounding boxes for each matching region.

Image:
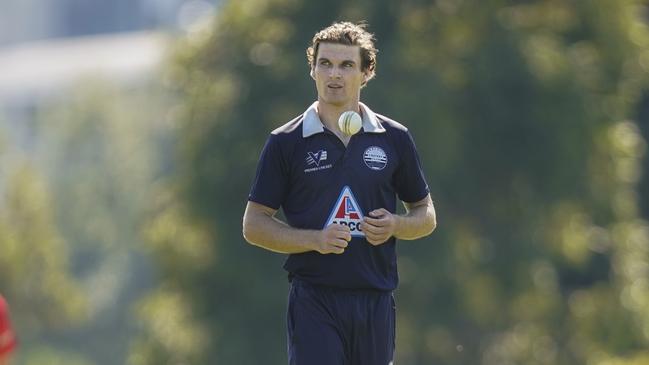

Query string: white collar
[302,101,386,138]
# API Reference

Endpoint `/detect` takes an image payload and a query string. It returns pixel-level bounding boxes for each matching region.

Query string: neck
[316,99,361,133]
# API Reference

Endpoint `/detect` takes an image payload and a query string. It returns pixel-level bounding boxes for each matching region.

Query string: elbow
[242,216,258,246]
[428,216,437,234]
[418,217,436,238]
[426,210,437,236]
[242,224,251,244]
[243,201,278,249]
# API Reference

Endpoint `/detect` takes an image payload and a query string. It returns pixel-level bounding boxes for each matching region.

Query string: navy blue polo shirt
[248,102,429,291]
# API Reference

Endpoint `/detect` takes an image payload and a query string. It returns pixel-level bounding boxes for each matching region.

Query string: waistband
[290,277,392,295]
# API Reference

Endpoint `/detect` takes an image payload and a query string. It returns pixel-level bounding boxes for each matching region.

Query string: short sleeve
[394,130,430,203]
[248,134,289,210]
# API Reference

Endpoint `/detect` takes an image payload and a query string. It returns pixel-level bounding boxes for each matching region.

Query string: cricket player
[243,21,436,365]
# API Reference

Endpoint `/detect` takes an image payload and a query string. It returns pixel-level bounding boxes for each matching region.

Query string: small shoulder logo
[363,146,388,170]
[306,150,327,166]
[324,186,365,237]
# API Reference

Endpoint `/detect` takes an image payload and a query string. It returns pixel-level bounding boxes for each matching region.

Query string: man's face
[311,42,366,108]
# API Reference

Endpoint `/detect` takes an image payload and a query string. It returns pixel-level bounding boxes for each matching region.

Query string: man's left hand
[361,208,398,246]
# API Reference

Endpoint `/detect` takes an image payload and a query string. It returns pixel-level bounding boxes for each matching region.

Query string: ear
[310,67,315,80]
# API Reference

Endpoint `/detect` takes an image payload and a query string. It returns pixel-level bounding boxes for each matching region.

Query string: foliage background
[1,1,649,364]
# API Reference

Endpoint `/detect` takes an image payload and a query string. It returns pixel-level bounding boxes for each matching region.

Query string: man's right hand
[314,224,352,254]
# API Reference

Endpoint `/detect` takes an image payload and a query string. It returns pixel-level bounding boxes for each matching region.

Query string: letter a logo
[324,186,365,237]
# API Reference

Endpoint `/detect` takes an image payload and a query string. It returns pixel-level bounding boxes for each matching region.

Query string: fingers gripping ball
[338,111,362,136]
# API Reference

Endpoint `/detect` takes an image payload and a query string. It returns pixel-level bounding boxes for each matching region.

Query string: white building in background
[0,31,169,150]
[0,0,217,104]
[0,0,217,150]
[0,31,168,103]
[0,0,218,46]
[0,0,60,45]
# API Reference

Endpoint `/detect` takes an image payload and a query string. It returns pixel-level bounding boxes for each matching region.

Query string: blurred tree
[31,81,183,365]
[166,0,649,364]
[0,163,88,325]
[0,151,89,363]
[0,78,198,364]
[128,184,213,365]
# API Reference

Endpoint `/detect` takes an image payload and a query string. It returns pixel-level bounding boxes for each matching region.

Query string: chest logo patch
[304,149,333,173]
[324,186,365,237]
[306,150,327,166]
[363,146,388,170]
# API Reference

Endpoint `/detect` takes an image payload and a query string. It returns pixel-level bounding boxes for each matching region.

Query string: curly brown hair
[306,21,378,84]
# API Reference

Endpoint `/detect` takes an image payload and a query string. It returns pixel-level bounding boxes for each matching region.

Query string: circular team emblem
[363,146,388,170]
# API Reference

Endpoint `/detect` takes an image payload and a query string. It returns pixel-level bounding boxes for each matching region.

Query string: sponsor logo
[304,149,333,173]
[363,146,388,170]
[306,150,327,166]
[324,186,365,237]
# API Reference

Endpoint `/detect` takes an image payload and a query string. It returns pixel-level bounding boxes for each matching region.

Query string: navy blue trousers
[287,279,395,365]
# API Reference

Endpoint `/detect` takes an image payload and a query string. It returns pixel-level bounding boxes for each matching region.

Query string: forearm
[243,211,318,254]
[393,199,437,240]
